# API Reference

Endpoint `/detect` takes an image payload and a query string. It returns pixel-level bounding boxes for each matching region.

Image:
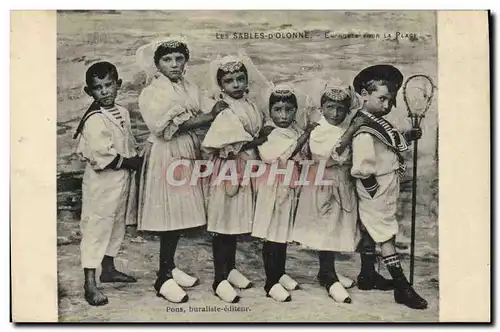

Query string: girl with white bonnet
[291,79,367,303]
[136,37,226,303]
[252,83,317,302]
[202,53,271,303]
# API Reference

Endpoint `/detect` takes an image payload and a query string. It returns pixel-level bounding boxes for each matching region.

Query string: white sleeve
[351,133,377,179]
[202,109,253,158]
[138,88,190,140]
[80,115,118,170]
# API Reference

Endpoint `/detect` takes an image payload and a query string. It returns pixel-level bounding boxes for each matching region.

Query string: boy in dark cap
[349,64,426,310]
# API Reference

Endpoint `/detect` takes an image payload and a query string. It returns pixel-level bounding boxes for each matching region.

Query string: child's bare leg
[380,237,397,257]
[380,237,428,310]
[84,268,108,306]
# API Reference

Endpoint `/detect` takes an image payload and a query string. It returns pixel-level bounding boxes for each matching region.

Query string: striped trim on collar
[355,111,408,178]
[360,110,409,152]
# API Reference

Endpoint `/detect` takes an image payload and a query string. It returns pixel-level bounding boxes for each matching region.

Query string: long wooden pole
[409,135,418,286]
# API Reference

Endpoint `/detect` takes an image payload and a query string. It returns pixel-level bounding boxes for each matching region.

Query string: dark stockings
[318,251,339,290]
[262,241,287,293]
[154,230,180,292]
[212,234,237,291]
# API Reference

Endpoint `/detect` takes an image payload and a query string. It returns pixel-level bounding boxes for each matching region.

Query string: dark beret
[353,64,403,94]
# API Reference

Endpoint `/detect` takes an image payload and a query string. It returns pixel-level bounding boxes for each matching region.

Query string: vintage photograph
[56,10,438,322]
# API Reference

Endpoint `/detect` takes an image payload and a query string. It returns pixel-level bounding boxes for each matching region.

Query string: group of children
[73,38,428,311]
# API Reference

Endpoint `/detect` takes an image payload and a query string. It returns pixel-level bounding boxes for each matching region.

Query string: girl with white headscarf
[291,81,366,304]
[135,37,226,303]
[251,83,318,302]
[201,53,272,303]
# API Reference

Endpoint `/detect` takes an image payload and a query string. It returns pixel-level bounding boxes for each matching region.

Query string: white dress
[202,95,263,235]
[252,124,303,243]
[292,116,360,252]
[137,74,215,232]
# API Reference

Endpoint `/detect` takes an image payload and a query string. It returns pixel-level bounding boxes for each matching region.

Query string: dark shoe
[100,270,137,283]
[384,257,428,310]
[357,272,394,291]
[394,284,428,309]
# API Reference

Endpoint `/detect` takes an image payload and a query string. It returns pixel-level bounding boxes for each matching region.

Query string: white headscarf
[320,78,360,109]
[312,78,362,127]
[135,35,190,82]
[260,82,317,129]
[207,50,272,102]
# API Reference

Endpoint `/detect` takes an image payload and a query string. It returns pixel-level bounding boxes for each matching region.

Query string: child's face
[361,84,394,116]
[85,73,121,108]
[156,52,186,82]
[270,101,297,128]
[220,71,248,99]
[321,100,349,126]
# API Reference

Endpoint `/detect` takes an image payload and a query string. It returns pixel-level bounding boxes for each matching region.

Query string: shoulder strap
[73,101,102,139]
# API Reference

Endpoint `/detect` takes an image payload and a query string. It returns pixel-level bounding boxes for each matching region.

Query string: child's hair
[269,91,298,111]
[216,62,248,87]
[320,88,352,108]
[85,62,119,87]
[154,41,190,65]
[360,79,399,94]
